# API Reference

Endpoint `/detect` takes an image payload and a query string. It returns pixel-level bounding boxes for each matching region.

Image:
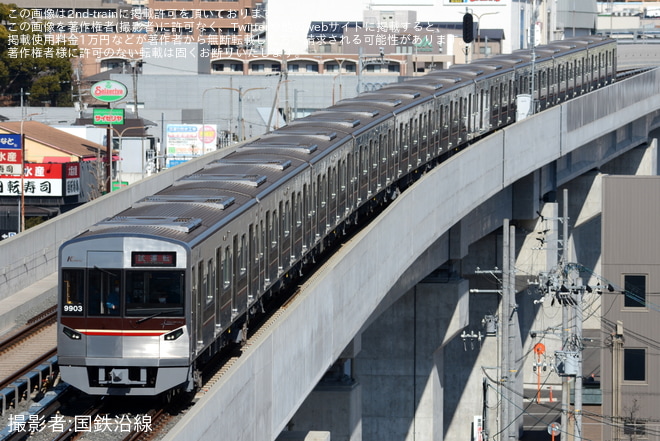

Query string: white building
[266,0,597,57]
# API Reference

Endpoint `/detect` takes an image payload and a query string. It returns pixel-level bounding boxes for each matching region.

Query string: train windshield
[60,269,184,317]
[125,270,184,317]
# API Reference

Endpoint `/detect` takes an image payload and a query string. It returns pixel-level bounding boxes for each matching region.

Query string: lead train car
[57,36,616,396]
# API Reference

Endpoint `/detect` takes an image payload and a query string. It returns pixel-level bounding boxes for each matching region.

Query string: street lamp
[202,86,266,143]
[110,125,147,190]
[201,87,226,150]
[293,89,305,120]
[332,73,345,105]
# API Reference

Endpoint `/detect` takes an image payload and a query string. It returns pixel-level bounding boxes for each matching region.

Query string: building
[0,121,108,236]
[601,175,660,441]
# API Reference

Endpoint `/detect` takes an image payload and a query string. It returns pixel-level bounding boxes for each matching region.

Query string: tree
[0,3,79,106]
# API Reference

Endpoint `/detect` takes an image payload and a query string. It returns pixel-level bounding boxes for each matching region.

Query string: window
[624,348,645,382]
[289,64,299,72]
[125,270,184,317]
[624,274,646,308]
[624,420,646,437]
[88,268,121,316]
[61,269,84,316]
[306,64,318,73]
[251,64,264,72]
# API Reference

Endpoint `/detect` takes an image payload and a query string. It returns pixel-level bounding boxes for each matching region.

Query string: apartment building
[601,176,660,441]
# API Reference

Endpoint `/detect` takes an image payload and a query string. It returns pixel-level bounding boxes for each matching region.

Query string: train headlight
[164,328,184,341]
[62,326,82,340]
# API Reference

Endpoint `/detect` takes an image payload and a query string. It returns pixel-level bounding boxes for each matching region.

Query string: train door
[392,124,400,179]
[233,234,248,317]
[368,139,377,195]
[409,117,418,169]
[378,133,387,189]
[318,174,328,236]
[85,252,121,319]
[292,192,303,262]
[357,144,367,203]
[193,264,200,349]
[303,183,311,252]
[421,110,430,163]
[490,84,499,128]
[386,127,395,184]
[218,246,232,329]
[249,223,259,300]
[280,200,291,271]
[267,209,279,282]
[328,167,338,230]
[479,88,488,133]
[467,93,474,136]
[398,122,408,175]
[449,99,458,148]
[338,158,347,220]
[200,259,215,345]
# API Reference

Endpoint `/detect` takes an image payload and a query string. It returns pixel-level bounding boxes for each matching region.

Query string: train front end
[57,236,192,396]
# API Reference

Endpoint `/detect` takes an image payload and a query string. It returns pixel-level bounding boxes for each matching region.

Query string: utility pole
[612,321,624,441]
[500,219,519,441]
[501,219,510,441]
[560,190,570,441]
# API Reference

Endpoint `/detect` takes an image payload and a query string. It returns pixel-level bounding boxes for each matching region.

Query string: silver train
[58,36,617,396]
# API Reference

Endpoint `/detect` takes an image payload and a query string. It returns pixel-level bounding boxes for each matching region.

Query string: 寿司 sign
[0,162,80,197]
[91,80,128,103]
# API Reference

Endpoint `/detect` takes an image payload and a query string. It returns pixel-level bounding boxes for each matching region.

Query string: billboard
[0,134,22,176]
[166,124,217,167]
[93,108,125,125]
[0,162,80,197]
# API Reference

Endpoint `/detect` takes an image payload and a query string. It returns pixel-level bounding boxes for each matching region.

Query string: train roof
[70,36,616,247]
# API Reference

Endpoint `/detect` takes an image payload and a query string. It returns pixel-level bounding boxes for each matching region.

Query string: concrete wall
[0,144,240,300]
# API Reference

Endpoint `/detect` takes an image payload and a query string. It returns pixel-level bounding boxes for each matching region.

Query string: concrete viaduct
[1,67,659,441]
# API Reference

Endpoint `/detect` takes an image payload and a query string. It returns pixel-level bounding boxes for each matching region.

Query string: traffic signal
[462,13,474,43]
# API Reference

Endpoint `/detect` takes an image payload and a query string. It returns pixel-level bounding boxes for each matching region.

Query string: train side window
[61,269,84,316]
